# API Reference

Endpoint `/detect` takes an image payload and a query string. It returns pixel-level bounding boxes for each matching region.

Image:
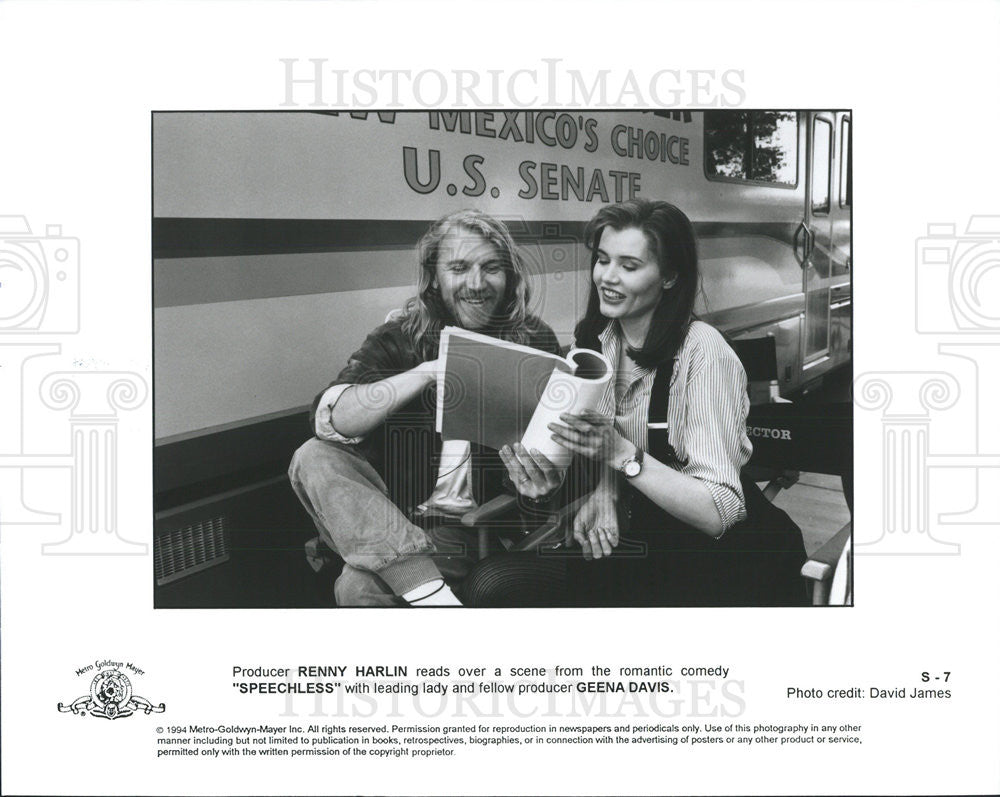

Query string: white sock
[403,579,463,607]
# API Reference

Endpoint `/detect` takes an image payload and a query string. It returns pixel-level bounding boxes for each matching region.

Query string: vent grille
[155,515,230,585]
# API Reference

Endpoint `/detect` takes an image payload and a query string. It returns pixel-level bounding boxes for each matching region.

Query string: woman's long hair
[401,209,536,359]
[574,199,699,369]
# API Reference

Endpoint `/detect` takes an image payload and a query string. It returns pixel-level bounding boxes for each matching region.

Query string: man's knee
[289,438,387,505]
[290,438,434,574]
[290,437,363,480]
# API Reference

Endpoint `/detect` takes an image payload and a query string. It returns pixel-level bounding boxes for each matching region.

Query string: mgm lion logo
[58,669,165,719]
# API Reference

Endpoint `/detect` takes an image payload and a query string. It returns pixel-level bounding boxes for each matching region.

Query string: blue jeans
[288,438,479,606]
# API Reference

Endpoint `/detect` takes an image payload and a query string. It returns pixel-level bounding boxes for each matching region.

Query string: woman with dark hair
[472,199,806,607]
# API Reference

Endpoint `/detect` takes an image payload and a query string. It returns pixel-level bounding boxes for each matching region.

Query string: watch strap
[620,446,644,477]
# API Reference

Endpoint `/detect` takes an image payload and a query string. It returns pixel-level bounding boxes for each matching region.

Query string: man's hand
[330,359,443,438]
[572,489,620,560]
[411,357,443,383]
[499,443,563,501]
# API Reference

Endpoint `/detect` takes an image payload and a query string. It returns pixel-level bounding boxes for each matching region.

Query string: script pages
[435,327,612,464]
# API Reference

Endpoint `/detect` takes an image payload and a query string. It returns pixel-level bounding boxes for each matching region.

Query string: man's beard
[445,292,503,330]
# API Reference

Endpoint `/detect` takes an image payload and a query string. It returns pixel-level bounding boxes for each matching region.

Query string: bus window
[811,117,832,214]
[840,116,852,208]
[704,111,798,187]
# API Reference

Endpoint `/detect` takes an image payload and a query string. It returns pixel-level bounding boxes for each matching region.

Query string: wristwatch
[619,446,644,478]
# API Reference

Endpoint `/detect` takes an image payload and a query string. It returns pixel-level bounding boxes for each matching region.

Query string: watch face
[623,459,641,478]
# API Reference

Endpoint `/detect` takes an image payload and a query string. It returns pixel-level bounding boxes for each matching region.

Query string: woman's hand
[499,443,563,501]
[547,410,634,466]
[572,490,620,560]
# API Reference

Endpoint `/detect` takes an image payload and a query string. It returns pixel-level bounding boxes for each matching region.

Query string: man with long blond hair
[289,210,562,606]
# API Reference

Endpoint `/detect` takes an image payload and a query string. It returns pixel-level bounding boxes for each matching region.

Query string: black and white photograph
[3,1,999,795]
[153,110,853,609]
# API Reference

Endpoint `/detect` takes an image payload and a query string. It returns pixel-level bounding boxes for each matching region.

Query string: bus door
[797,111,837,365]
[828,113,852,361]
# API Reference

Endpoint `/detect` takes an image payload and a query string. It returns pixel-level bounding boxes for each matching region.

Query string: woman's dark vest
[567,349,808,607]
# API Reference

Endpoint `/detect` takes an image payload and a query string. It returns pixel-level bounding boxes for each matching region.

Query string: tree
[705,111,795,184]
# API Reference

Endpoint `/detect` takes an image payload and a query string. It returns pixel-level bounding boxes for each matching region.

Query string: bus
[152,109,852,604]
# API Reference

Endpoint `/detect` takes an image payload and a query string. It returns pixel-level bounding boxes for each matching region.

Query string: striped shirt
[596,320,752,530]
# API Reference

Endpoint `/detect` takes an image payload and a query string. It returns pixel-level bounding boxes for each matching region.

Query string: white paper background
[2,1,999,795]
